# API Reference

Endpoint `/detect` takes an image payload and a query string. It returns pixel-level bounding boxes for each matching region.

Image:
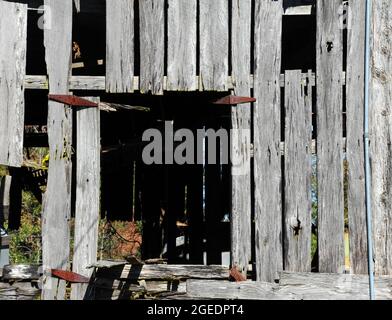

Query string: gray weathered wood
[346,0,367,274]
[0,176,12,207]
[230,0,252,277]
[24,72,337,91]
[253,0,283,282]
[186,272,392,300]
[139,0,164,95]
[0,2,27,167]
[199,0,228,91]
[71,98,100,300]
[370,0,392,276]
[187,280,278,300]
[278,272,392,300]
[106,0,134,93]
[74,0,80,12]
[167,0,197,91]
[316,0,345,274]
[94,263,229,281]
[42,0,73,300]
[283,70,312,272]
[2,264,41,281]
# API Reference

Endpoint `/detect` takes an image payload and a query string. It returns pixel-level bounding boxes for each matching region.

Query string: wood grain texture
[23,72,332,91]
[316,0,345,274]
[0,2,27,167]
[71,98,100,300]
[278,272,392,300]
[94,263,229,281]
[283,70,312,272]
[186,272,392,300]
[139,0,164,95]
[106,0,134,93]
[199,0,229,91]
[370,0,392,275]
[253,0,283,282]
[167,0,197,91]
[230,0,252,277]
[346,0,367,274]
[42,0,73,300]
[187,280,278,300]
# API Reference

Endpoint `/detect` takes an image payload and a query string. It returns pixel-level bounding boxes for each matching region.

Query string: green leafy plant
[9,191,42,264]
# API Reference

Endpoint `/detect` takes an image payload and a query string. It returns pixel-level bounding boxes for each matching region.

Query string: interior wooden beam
[25,72,347,91]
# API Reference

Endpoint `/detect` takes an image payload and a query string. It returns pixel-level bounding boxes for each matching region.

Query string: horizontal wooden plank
[25,73,346,91]
[278,272,392,300]
[186,272,392,300]
[93,263,229,281]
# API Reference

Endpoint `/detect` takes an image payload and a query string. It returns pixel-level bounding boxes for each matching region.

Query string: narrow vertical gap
[342,2,350,273]
[311,84,319,273]
[250,87,256,280]
[281,84,286,271]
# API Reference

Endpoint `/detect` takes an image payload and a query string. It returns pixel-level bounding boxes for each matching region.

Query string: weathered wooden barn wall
[2,0,392,300]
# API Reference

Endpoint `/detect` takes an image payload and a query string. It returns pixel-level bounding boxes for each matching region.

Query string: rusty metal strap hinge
[51,269,90,284]
[48,94,98,108]
[212,95,256,106]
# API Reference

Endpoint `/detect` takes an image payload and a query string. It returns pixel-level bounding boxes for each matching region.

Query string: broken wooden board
[0,1,27,167]
[94,264,229,281]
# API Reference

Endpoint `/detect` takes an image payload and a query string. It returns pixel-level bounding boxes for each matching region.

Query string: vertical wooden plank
[42,0,73,300]
[283,70,312,272]
[0,176,12,216]
[346,0,367,274]
[106,0,134,93]
[139,0,165,95]
[370,0,392,275]
[316,0,345,274]
[230,0,252,277]
[74,0,80,12]
[253,0,283,282]
[71,99,100,300]
[0,2,27,168]
[167,0,197,91]
[199,0,229,91]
